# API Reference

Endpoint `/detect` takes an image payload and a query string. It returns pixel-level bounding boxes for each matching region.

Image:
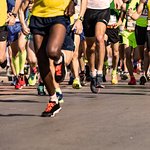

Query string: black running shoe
[139,75,147,85]
[103,74,107,82]
[41,101,61,117]
[0,59,7,69]
[96,74,105,88]
[54,53,66,83]
[79,72,87,86]
[90,76,99,93]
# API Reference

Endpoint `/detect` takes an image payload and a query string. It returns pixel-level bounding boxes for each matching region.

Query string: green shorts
[121,30,137,48]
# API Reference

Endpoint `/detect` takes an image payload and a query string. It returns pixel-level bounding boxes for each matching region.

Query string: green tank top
[136,3,148,27]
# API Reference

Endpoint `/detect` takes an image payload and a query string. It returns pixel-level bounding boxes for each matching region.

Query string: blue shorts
[7,22,21,43]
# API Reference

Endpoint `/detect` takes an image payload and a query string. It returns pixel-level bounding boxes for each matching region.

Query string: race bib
[108,15,117,25]
[126,16,136,31]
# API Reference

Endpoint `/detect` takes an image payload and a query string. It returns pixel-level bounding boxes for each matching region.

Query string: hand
[114,0,123,10]
[72,19,83,35]
[113,23,119,29]
[22,24,30,35]
[127,8,134,17]
[6,13,16,26]
[65,1,75,16]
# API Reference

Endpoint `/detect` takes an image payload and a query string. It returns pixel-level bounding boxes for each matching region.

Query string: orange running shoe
[41,101,61,117]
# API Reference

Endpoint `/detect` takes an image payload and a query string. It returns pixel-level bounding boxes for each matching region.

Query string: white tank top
[87,0,112,9]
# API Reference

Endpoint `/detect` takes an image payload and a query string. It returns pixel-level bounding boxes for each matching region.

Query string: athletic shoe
[128,76,136,85]
[121,72,128,80]
[79,72,87,86]
[103,75,107,82]
[90,76,99,94]
[96,74,105,88]
[54,53,66,83]
[111,70,118,85]
[56,91,64,103]
[85,65,91,81]
[0,59,7,69]
[139,75,147,85]
[11,76,17,86]
[72,78,82,89]
[37,84,46,96]
[28,67,37,86]
[41,101,62,117]
[68,75,74,85]
[15,75,26,89]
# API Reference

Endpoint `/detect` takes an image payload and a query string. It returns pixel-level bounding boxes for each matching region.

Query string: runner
[116,0,139,85]
[128,0,150,85]
[0,0,22,69]
[83,0,119,93]
[28,0,87,117]
[105,1,121,84]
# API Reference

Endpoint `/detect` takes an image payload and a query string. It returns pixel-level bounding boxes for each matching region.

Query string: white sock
[97,70,103,75]
[49,93,58,104]
[90,70,97,77]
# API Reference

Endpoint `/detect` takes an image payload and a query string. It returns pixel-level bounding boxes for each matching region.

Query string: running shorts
[135,25,147,45]
[83,8,110,37]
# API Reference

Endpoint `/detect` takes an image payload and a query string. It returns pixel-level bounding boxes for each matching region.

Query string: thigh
[47,24,66,52]
[95,22,107,39]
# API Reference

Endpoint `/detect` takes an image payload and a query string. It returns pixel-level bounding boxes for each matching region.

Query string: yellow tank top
[0,0,7,26]
[148,0,150,18]
[32,0,71,17]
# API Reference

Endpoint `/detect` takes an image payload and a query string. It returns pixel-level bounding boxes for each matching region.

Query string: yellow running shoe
[72,78,82,89]
[111,70,118,85]
[28,67,37,86]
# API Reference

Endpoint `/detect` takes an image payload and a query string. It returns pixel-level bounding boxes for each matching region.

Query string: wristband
[11,12,17,18]
[78,16,84,22]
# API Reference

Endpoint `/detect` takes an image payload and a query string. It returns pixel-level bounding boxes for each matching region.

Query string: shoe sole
[49,107,62,117]
[72,84,82,89]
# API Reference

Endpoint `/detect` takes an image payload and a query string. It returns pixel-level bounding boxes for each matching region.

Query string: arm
[7,0,22,25]
[128,0,145,20]
[19,0,30,35]
[72,0,88,34]
[114,3,126,28]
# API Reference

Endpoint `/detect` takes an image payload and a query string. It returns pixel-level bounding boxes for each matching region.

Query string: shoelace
[45,102,56,112]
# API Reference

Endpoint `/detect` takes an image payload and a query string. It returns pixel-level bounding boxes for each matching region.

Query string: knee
[96,35,105,44]
[46,46,61,61]
[28,57,37,66]
[113,50,119,57]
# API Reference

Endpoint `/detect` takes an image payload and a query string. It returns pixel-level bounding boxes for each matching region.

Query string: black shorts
[29,15,74,51]
[62,25,75,51]
[106,28,120,44]
[0,26,8,41]
[29,15,70,35]
[147,30,150,51]
[83,8,110,37]
[135,25,147,45]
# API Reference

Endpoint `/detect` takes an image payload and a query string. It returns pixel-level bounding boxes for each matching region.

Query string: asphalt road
[0,72,150,150]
